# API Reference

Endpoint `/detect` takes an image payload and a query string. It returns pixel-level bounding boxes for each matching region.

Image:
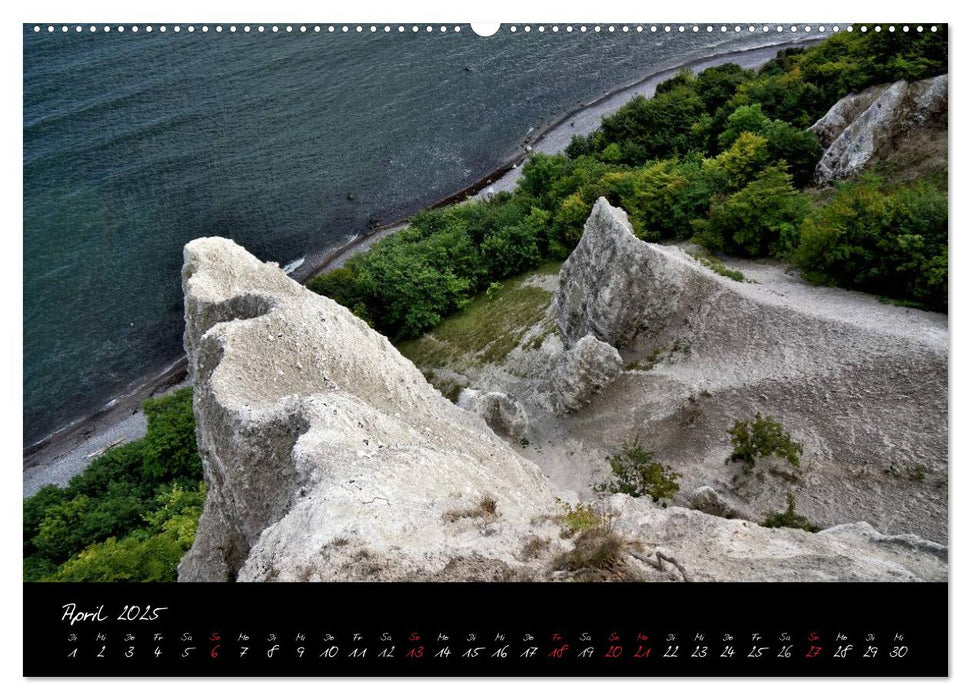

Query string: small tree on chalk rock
[596,439,681,504]
[726,413,803,475]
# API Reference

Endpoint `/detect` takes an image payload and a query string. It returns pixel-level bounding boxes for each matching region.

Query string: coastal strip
[297,36,823,280]
[23,36,822,495]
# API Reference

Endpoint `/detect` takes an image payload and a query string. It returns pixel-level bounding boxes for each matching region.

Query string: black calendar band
[24,582,947,677]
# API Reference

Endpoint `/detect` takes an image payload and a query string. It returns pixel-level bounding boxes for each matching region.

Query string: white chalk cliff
[810,74,947,184]
[178,238,560,582]
[178,218,947,582]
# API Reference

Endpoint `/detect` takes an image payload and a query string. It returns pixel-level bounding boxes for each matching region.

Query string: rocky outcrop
[177,238,561,582]
[810,74,947,184]
[606,495,947,582]
[553,198,710,350]
[175,233,947,581]
[688,486,744,520]
[548,334,623,414]
[457,389,530,441]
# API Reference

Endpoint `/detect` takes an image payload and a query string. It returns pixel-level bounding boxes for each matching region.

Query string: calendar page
[21,18,949,677]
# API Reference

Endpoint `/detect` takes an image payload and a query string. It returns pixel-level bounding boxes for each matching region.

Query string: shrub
[442,494,500,523]
[520,536,549,559]
[695,166,808,257]
[553,527,624,576]
[726,413,804,475]
[596,439,681,504]
[559,502,599,535]
[793,178,947,310]
[48,482,206,582]
[762,492,819,532]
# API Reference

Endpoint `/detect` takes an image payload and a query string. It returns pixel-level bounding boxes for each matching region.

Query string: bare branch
[656,552,691,582]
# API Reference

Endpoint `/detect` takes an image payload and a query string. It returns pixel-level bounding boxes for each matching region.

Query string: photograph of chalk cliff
[23,24,948,583]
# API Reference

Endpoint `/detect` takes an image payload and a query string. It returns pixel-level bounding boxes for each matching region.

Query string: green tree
[695,63,755,114]
[762,119,822,188]
[703,132,772,193]
[553,192,594,248]
[48,482,206,582]
[717,104,772,150]
[696,166,808,257]
[620,158,712,241]
[600,89,709,164]
[352,225,483,338]
[794,178,947,310]
[142,388,203,481]
[480,207,548,278]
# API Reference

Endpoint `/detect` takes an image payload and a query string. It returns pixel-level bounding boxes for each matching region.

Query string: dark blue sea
[23,24,786,447]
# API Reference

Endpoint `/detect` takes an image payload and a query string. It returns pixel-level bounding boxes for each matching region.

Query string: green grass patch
[397,264,559,370]
[689,249,746,282]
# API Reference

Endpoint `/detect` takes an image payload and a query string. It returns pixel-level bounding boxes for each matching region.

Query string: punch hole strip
[29,24,942,35]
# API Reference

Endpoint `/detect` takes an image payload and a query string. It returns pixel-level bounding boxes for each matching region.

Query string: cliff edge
[178,238,560,582]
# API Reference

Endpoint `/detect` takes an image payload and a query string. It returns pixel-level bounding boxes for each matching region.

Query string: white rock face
[177,238,560,582]
[607,495,947,582]
[548,334,623,414]
[810,74,947,184]
[554,199,690,349]
[457,388,530,441]
[175,234,947,582]
[530,199,948,543]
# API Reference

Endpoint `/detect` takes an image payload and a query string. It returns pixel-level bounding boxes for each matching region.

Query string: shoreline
[23,35,821,492]
[297,35,823,281]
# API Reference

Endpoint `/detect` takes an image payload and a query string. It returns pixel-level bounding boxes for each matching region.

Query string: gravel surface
[23,412,147,497]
